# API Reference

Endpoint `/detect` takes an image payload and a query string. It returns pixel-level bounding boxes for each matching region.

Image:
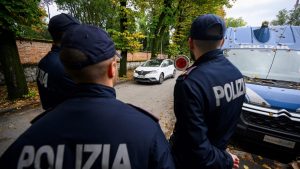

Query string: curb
[0,102,40,116]
[116,79,133,85]
[0,108,15,114]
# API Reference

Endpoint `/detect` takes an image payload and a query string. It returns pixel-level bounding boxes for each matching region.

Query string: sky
[48,0,297,26]
[224,0,297,26]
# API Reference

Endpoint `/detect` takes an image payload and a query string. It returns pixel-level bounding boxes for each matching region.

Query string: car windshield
[142,60,163,67]
[225,49,300,83]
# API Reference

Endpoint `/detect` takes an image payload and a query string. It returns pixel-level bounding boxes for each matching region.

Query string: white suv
[133,59,176,84]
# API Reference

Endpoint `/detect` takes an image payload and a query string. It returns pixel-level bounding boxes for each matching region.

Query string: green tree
[271,9,289,25]
[149,0,174,58]
[55,0,115,28]
[110,0,145,77]
[0,0,45,100]
[288,7,300,25]
[56,0,144,77]
[225,17,247,27]
[169,0,232,58]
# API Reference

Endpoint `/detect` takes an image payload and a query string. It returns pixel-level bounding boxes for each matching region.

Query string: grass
[0,82,40,111]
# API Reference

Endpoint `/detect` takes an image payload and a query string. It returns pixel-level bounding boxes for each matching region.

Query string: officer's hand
[229,152,239,169]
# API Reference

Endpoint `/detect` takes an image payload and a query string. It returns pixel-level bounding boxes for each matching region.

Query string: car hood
[135,66,160,71]
[246,83,300,113]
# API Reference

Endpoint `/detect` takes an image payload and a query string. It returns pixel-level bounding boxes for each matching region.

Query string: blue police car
[223,25,300,156]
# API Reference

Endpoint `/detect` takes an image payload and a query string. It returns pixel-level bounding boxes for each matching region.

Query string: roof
[222,25,300,51]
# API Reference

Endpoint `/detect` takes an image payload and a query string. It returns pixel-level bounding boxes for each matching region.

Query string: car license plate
[263,135,295,149]
[137,75,144,78]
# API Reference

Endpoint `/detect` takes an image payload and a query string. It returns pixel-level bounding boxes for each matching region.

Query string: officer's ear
[220,38,225,48]
[108,57,117,79]
[188,37,194,50]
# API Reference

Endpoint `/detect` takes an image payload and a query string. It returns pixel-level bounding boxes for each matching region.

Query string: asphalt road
[115,77,177,138]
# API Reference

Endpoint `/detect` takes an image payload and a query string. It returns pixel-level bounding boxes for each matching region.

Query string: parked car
[223,25,300,156]
[133,59,176,84]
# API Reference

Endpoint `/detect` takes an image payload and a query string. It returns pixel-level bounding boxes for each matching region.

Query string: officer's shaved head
[193,25,224,51]
[60,48,115,84]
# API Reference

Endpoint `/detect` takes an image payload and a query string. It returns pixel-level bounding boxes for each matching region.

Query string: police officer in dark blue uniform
[0,25,175,169]
[36,13,80,111]
[170,14,246,169]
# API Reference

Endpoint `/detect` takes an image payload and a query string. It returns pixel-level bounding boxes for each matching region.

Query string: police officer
[36,13,80,111]
[0,25,175,169]
[170,14,245,169]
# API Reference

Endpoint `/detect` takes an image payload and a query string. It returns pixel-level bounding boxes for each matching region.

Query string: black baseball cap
[48,13,80,32]
[61,24,121,69]
[190,14,226,40]
[48,13,80,40]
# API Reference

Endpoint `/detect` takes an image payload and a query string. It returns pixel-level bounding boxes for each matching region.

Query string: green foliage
[225,17,247,27]
[55,0,117,29]
[23,89,37,98]
[166,43,180,58]
[271,9,289,25]
[0,0,46,34]
[108,29,145,52]
[271,7,300,26]
[288,7,300,25]
[55,0,234,57]
[18,26,51,40]
[169,0,232,57]
[56,0,144,52]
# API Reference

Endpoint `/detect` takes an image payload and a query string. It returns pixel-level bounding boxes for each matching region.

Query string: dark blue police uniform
[0,83,175,169]
[171,49,246,169]
[36,13,80,111]
[36,45,76,110]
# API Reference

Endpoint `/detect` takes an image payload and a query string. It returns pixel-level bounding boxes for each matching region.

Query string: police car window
[142,60,163,67]
[225,49,300,83]
[225,49,274,79]
[267,50,300,83]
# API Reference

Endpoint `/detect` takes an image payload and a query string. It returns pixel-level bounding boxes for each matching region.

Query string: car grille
[242,110,300,136]
[136,71,151,75]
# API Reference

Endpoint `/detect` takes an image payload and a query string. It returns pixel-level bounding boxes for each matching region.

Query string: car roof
[222,25,300,50]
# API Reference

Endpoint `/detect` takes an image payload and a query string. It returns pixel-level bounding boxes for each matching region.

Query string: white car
[133,59,176,84]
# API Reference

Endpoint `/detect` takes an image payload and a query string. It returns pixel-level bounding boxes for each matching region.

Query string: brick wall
[0,39,168,85]
[16,39,52,64]
[16,39,166,64]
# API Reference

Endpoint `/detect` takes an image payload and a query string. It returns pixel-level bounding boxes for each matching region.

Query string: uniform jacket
[0,84,175,169]
[171,49,246,169]
[36,45,76,110]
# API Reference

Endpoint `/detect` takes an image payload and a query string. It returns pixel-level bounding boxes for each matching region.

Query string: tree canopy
[0,0,46,35]
[225,17,247,27]
[55,0,235,59]
[271,7,300,26]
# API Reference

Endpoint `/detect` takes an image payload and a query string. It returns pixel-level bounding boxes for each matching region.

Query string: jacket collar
[74,83,116,99]
[192,49,223,66]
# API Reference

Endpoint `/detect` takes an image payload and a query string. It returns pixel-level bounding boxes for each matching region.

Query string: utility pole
[296,0,299,10]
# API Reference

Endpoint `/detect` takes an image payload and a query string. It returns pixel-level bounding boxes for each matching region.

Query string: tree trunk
[0,28,29,100]
[150,0,172,59]
[118,0,128,77]
[150,36,159,59]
